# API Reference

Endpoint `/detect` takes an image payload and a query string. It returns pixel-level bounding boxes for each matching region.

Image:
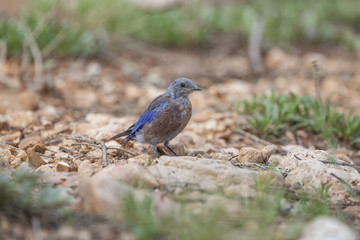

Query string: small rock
[237,145,276,163]
[237,147,263,163]
[6,111,40,128]
[0,148,12,166]
[269,147,360,204]
[19,136,46,153]
[55,152,70,159]
[16,150,28,162]
[60,138,75,148]
[27,148,46,168]
[261,145,278,159]
[69,162,78,172]
[36,165,55,174]
[80,176,133,216]
[11,150,28,167]
[94,163,158,188]
[127,154,153,166]
[10,157,22,167]
[56,161,70,172]
[78,160,94,176]
[44,150,55,157]
[86,148,103,159]
[336,153,353,164]
[300,217,357,240]
[0,116,9,131]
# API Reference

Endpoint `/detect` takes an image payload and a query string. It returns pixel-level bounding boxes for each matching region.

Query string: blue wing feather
[125,100,169,140]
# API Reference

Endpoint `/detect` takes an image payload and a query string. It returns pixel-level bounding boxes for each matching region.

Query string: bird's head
[166,78,201,98]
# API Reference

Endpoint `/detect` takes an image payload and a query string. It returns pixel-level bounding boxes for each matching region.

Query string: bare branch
[320,160,360,170]
[18,20,43,91]
[330,173,360,196]
[67,135,135,167]
[232,162,269,171]
[248,15,265,74]
[0,40,18,88]
[41,28,68,58]
[312,60,322,105]
[0,39,6,67]
[106,145,136,156]
[19,39,30,89]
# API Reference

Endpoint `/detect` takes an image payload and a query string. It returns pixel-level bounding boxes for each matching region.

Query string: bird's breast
[141,98,192,144]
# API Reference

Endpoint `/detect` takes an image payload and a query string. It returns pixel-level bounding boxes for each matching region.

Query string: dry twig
[312,60,322,105]
[67,135,135,167]
[248,15,265,74]
[232,162,269,171]
[330,173,360,196]
[320,160,360,170]
[18,20,43,90]
[0,40,6,68]
[41,29,68,58]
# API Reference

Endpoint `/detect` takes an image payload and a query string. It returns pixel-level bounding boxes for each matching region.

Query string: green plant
[237,89,360,149]
[122,193,163,240]
[1,0,360,57]
[116,174,336,240]
[0,166,72,217]
[291,182,331,219]
[120,192,226,240]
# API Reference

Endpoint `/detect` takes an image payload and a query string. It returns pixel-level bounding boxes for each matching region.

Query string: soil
[1,40,360,239]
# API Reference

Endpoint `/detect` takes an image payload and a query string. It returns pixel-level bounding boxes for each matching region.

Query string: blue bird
[111,78,201,157]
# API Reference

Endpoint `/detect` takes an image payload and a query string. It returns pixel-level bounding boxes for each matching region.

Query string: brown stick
[320,160,360,170]
[330,173,360,196]
[248,15,265,74]
[18,20,43,91]
[67,135,135,167]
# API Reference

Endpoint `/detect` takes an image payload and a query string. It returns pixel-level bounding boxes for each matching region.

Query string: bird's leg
[153,145,161,158]
[164,141,178,156]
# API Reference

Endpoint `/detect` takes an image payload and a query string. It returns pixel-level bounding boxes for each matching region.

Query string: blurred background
[1,0,360,155]
[0,0,360,111]
[1,1,360,239]
[1,0,360,55]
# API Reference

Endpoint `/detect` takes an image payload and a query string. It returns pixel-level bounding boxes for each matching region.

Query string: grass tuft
[237,89,360,149]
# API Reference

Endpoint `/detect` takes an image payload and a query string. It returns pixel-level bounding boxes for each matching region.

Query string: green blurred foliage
[118,175,331,240]
[0,166,72,216]
[0,0,359,56]
[237,89,360,149]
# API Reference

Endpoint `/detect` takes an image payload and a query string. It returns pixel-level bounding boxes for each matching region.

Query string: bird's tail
[110,130,132,140]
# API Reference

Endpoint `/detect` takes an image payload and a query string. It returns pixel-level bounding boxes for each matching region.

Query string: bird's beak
[193,86,202,91]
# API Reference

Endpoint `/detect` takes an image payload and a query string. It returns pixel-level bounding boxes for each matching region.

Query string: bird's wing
[123,95,170,140]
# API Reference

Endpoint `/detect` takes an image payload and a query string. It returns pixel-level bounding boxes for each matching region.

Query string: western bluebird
[111,78,201,157]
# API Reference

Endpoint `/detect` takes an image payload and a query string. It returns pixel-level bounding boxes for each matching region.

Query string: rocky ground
[1,43,360,239]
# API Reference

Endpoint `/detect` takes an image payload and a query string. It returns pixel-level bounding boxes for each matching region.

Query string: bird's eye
[180,83,185,87]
